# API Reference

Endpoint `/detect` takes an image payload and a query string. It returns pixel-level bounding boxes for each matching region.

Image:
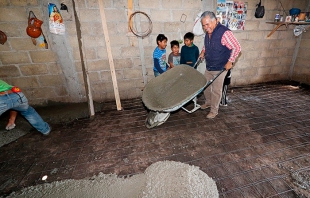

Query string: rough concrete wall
[0,0,71,105]
[67,0,213,102]
[292,0,310,84]
[231,0,309,86]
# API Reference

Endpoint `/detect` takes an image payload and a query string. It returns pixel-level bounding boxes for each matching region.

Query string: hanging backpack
[255,0,265,18]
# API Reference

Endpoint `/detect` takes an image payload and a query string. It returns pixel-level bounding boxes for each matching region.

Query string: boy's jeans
[0,92,50,134]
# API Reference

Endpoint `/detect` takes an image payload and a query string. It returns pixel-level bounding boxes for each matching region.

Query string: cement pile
[8,161,218,198]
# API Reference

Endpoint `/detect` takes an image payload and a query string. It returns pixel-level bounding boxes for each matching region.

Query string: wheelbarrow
[142,63,225,128]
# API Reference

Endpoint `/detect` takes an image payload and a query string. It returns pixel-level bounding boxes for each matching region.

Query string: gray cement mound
[7,161,218,198]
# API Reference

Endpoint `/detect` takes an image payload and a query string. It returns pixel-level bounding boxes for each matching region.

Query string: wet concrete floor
[0,81,309,197]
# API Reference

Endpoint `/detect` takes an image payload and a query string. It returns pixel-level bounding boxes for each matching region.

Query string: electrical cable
[129,11,152,38]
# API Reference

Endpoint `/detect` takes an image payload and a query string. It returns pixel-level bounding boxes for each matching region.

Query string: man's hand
[225,61,233,70]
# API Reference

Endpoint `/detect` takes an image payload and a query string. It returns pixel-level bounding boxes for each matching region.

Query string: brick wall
[0,0,68,104]
[292,1,310,84]
[0,0,309,105]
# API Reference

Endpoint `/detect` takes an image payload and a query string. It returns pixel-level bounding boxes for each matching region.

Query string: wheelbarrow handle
[205,69,226,88]
[193,57,203,69]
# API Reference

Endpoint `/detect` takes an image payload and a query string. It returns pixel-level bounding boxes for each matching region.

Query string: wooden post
[98,0,122,110]
[72,0,95,117]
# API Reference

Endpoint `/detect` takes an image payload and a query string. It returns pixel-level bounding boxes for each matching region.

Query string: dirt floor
[0,81,310,197]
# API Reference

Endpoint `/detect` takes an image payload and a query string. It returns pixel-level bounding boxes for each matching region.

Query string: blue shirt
[153,46,168,73]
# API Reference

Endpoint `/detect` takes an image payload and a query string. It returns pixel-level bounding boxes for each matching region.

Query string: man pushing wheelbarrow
[142,11,240,128]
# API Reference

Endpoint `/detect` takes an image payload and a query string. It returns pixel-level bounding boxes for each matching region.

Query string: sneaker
[5,124,16,130]
[207,112,218,119]
[200,104,211,109]
[220,103,228,106]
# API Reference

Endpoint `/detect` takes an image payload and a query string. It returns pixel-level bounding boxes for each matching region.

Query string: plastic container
[289,8,301,16]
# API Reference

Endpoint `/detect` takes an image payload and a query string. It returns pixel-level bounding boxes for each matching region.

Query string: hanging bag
[255,0,265,18]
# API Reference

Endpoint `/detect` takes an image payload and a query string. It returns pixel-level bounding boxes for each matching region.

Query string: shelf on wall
[266,21,310,37]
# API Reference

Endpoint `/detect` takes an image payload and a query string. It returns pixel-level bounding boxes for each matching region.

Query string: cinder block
[104,9,126,22]
[257,67,271,75]
[244,50,260,60]
[100,70,123,81]
[164,22,182,32]
[121,46,140,57]
[151,10,171,22]
[295,57,309,67]
[54,85,68,96]
[266,57,279,67]
[87,71,100,82]
[268,40,282,49]
[47,63,63,75]
[234,32,248,40]
[29,87,56,99]
[281,40,296,48]
[123,68,142,79]
[10,77,40,88]
[20,64,48,76]
[86,59,110,71]
[260,49,274,58]
[0,65,20,77]
[164,0,183,9]
[0,41,11,51]
[77,9,100,22]
[82,36,105,48]
[114,58,133,69]
[10,38,37,50]
[29,50,57,63]
[11,0,38,6]
[274,48,288,57]
[109,34,129,46]
[139,0,158,9]
[300,39,310,48]
[84,48,96,60]
[245,21,260,31]
[118,79,138,91]
[251,58,266,67]
[0,23,23,37]
[270,66,283,74]
[80,22,94,35]
[126,87,142,99]
[242,68,257,76]
[65,22,77,35]
[0,8,27,22]
[0,0,9,6]
[0,52,30,64]
[183,0,202,9]
[38,75,65,86]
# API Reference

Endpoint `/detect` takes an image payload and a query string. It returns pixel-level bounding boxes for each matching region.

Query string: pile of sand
[8,161,218,198]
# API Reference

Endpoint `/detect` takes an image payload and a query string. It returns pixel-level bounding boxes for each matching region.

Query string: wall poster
[216,0,248,30]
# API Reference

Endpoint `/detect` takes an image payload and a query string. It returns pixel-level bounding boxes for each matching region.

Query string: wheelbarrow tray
[142,65,207,112]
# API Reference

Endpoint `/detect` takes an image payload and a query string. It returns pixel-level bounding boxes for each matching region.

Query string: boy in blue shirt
[180,32,199,67]
[153,34,169,77]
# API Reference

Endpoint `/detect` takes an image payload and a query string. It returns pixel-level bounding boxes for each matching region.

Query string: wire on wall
[129,11,152,38]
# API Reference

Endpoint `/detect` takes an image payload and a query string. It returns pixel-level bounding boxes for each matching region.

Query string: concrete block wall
[0,0,69,105]
[0,0,309,105]
[292,0,310,84]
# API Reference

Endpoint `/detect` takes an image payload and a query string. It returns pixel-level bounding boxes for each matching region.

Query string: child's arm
[153,58,165,74]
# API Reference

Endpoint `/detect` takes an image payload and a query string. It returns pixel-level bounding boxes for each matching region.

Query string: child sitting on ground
[168,40,181,68]
[153,34,169,77]
[180,32,199,67]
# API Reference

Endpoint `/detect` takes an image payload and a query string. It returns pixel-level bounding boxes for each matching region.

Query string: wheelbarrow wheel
[145,111,170,129]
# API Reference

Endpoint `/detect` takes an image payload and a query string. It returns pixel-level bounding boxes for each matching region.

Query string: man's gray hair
[201,11,216,20]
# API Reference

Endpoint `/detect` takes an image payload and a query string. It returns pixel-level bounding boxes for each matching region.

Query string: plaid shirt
[202,30,241,63]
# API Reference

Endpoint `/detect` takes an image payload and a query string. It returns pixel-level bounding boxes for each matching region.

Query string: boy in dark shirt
[180,32,199,67]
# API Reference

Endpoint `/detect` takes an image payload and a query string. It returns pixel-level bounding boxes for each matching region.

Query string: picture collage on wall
[216,0,248,30]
